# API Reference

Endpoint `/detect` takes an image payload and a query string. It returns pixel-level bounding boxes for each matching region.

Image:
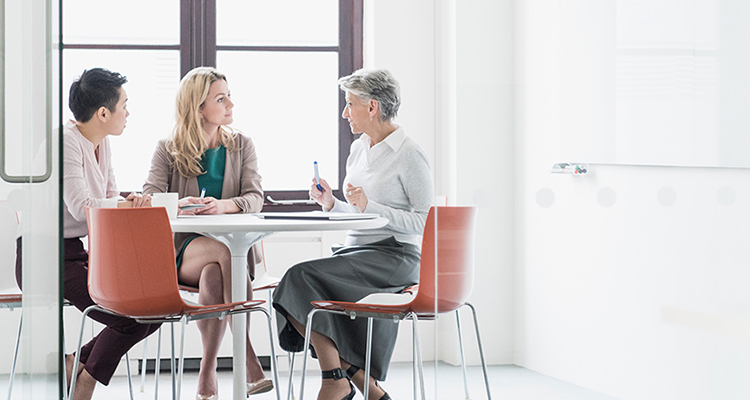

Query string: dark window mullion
[180,0,191,76]
[337,0,363,198]
[204,0,216,68]
[181,0,216,77]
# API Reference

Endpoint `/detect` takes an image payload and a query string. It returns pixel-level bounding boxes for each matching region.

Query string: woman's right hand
[177,196,202,215]
[310,178,334,211]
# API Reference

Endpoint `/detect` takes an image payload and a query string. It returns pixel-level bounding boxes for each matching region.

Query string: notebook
[256,211,379,221]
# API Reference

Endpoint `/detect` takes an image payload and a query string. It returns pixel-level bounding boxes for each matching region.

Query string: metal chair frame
[73,207,281,400]
[295,206,492,400]
[3,295,136,400]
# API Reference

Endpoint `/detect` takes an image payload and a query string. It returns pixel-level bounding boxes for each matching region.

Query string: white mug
[151,192,179,220]
[100,198,118,208]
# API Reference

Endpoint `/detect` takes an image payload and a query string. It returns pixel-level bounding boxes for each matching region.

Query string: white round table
[170,213,388,400]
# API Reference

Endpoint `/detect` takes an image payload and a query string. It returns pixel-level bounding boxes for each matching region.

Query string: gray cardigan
[143,133,264,268]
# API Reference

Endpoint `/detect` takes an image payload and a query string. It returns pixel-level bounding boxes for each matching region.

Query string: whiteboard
[543,0,750,168]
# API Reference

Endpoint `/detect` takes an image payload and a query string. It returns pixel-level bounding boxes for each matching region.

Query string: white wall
[516,1,750,399]
[364,0,515,367]
[373,1,750,399]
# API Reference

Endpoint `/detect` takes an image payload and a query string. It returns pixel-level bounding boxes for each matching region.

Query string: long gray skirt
[272,236,420,381]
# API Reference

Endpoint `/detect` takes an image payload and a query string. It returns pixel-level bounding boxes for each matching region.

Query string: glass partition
[1,0,62,398]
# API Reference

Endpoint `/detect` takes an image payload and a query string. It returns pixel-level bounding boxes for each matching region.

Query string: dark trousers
[16,237,161,385]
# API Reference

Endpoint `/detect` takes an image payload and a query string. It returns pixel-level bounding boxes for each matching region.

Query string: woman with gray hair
[273,68,434,400]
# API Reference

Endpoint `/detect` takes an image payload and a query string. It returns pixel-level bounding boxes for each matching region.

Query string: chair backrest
[410,206,478,315]
[86,207,186,317]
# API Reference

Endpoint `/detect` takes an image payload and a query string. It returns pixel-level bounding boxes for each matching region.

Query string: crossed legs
[179,236,267,397]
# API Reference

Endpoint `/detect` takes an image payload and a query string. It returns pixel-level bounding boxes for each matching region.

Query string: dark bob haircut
[68,68,128,123]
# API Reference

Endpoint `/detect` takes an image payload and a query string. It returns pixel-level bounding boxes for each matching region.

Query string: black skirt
[272,237,420,381]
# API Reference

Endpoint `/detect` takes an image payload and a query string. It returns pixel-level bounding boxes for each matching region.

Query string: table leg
[231,251,247,400]
[207,232,269,400]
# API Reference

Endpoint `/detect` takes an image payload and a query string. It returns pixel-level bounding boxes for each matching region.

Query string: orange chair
[138,241,284,399]
[297,206,491,400]
[71,207,280,400]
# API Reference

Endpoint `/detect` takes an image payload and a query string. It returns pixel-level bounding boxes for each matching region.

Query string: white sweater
[330,126,434,247]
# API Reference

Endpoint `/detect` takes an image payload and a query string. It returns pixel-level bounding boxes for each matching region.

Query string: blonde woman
[143,67,272,399]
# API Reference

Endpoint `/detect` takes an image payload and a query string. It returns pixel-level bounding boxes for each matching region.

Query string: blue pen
[200,188,206,199]
[313,161,323,191]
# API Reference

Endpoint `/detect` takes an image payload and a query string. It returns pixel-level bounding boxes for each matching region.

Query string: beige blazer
[143,133,264,269]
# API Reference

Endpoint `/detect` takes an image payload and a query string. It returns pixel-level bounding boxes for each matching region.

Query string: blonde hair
[168,67,238,177]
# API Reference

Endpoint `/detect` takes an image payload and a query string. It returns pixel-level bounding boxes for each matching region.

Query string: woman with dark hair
[16,67,158,400]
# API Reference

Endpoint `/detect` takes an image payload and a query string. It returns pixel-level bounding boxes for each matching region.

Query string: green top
[196,145,226,199]
[176,145,226,270]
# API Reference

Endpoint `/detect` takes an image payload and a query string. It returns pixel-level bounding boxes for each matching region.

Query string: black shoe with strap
[345,365,392,400]
[321,368,356,400]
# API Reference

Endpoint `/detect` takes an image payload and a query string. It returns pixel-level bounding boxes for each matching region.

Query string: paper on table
[256,211,379,220]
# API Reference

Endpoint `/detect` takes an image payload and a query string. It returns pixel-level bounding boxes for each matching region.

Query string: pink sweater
[62,120,119,238]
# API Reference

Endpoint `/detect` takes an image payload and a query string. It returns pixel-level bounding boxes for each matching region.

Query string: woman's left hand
[344,183,368,213]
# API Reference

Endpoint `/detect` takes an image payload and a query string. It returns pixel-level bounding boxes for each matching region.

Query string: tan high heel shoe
[246,378,274,396]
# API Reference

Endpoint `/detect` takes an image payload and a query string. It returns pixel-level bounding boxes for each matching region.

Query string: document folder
[256,211,379,221]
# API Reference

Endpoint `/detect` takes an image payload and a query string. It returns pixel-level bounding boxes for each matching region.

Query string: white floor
[4,362,619,400]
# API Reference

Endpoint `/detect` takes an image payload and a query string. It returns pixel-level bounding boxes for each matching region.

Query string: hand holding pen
[194,187,226,215]
[309,177,334,211]
[177,188,208,215]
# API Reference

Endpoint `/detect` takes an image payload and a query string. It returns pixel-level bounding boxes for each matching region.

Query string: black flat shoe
[321,368,356,400]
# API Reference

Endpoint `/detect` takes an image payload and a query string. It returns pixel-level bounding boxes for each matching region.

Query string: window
[62,0,363,206]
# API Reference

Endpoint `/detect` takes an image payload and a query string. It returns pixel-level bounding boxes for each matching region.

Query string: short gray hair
[338,68,400,122]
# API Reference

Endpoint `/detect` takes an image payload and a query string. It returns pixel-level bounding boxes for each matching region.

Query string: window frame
[62,0,363,210]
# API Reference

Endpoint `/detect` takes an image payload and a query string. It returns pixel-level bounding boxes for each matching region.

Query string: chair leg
[363,317,374,400]
[411,315,418,400]
[70,306,97,400]
[68,306,139,400]
[298,308,324,400]
[170,323,177,400]
[7,312,22,400]
[465,303,491,400]
[257,307,282,400]
[154,327,162,400]
[140,337,148,393]
[455,310,470,399]
[126,352,134,400]
[177,317,187,400]
[409,313,426,400]
[286,352,296,400]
